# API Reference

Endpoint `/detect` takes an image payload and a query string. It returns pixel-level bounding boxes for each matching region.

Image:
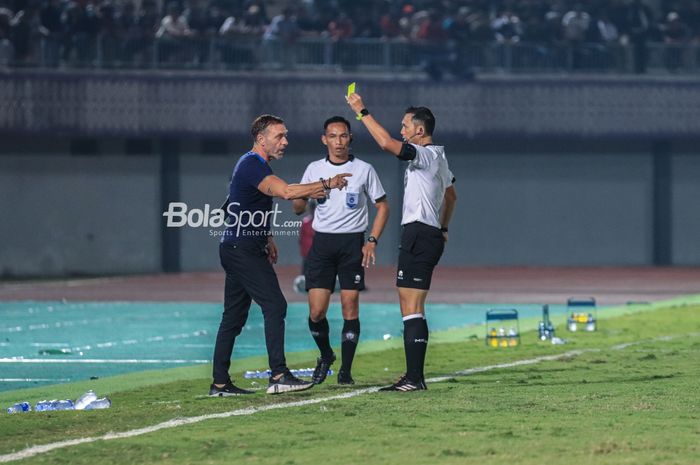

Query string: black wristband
[320,178,329,190]
[360,108,370,117]
[440,227,448,233]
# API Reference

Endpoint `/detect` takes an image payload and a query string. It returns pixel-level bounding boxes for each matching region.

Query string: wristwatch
[367,235,378,245]
[440,227,448,233]
[360,108,370,117]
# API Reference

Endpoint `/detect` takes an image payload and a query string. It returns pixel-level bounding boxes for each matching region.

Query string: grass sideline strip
[2,331,693,464]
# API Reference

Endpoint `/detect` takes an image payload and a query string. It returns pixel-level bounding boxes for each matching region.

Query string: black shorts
[305,232,365,292]
[396,222,445,290]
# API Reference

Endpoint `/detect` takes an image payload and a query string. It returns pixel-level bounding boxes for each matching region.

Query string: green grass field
[1,300,699,465]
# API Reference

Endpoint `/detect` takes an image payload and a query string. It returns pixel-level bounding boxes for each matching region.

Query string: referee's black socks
[309,317,334,360]
[340,318,360,373]
[403,314,429,383]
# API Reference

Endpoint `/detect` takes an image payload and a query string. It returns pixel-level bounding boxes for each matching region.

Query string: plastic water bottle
[7,402,31,414]
[52,400,75,411]
[74,390,98,410]
[35,400,52,412]
[35,400,74,411]
[244,368,332,379]
[84,398,111,410]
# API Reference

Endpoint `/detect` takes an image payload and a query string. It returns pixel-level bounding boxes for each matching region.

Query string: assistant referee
[292,116,389,386]
[346,94,457,392]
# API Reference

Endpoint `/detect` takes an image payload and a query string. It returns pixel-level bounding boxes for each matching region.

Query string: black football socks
[340,318,360,373]
[403,314,429,383]
[309,317,334,360]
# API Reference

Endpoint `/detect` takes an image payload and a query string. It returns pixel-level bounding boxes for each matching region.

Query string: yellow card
[347,82,356,97]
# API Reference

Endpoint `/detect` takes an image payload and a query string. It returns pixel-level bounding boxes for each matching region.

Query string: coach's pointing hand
[330,173,352,190]
[346,93,365,115]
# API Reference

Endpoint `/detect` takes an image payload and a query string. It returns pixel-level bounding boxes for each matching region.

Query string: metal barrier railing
[3,36,700,75]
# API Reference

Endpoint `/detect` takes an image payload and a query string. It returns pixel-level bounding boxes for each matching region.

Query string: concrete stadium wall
[3,72,700,139]
[1,141,698,277]
[673,151,700,265]
[0,154,160,276]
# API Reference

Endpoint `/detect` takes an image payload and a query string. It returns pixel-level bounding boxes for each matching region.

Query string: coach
[210,114,351,396]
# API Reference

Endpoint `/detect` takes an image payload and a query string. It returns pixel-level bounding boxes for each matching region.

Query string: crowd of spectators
[2,0,700,72]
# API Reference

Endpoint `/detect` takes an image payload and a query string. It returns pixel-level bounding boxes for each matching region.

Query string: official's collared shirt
[401,144,454,228]
[300,155,386,234]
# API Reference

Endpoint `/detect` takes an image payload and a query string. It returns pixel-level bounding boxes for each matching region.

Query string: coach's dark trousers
[213,240,288,383]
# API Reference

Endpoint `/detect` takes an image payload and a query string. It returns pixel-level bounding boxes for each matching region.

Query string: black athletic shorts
[305,232,365,292]
[396,221,445,290]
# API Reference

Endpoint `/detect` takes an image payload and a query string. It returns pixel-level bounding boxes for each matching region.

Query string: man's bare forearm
[369,200,389,239]
[360,116,403,155]
[440,187,457,228]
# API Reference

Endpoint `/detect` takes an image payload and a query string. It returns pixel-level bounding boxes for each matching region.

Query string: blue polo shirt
[221,151,274,244]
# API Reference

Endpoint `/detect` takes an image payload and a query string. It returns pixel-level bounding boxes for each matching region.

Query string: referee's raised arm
[346,93,404,156]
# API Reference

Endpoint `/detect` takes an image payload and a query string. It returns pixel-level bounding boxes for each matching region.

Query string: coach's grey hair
[251,114,285,140]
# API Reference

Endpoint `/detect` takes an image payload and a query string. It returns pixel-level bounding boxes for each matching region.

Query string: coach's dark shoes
[378,374,427,392]
[267,370,314,394]
[311,353,336,385]
[337,369,355,385]
[209,380,255,397]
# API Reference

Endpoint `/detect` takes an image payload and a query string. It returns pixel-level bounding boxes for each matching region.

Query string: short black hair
[405,106,435,136]
[251,114,285,140]
[323,116,351,133]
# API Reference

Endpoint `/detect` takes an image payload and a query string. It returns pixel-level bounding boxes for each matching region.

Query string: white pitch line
[0,349,590,464]
[1,333,696,464]
[0,359,210,364]
[0,388,379,463]
[0,378,71,382]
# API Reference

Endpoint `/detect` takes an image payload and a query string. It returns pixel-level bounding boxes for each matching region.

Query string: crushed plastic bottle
[7,402,31,414]
[52,400,75,411]
[84,398,111,410]
[243,368,332,379]
[74,390,98,410]
[35,399,75,411]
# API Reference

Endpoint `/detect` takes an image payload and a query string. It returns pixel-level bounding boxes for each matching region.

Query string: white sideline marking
[0,388,378,463]
[0,359,210,364]
[1,334,696,464]
[0,379,71,383]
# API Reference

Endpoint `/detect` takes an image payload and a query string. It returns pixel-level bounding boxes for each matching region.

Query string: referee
[346,94,457,392]
[210,114,351,396]
[292,116,389,385]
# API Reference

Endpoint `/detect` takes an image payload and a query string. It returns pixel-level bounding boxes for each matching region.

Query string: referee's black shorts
[305,232,365,292]
[396,221,445,290]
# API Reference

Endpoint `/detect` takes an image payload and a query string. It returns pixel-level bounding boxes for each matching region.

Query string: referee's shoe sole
[267,370,314,395]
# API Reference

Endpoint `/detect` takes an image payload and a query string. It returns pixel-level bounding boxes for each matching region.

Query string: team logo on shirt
[346,192,359,209]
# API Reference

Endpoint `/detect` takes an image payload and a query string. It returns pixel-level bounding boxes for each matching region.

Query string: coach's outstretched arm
[346,93,403,156]
[258,174,352,201]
